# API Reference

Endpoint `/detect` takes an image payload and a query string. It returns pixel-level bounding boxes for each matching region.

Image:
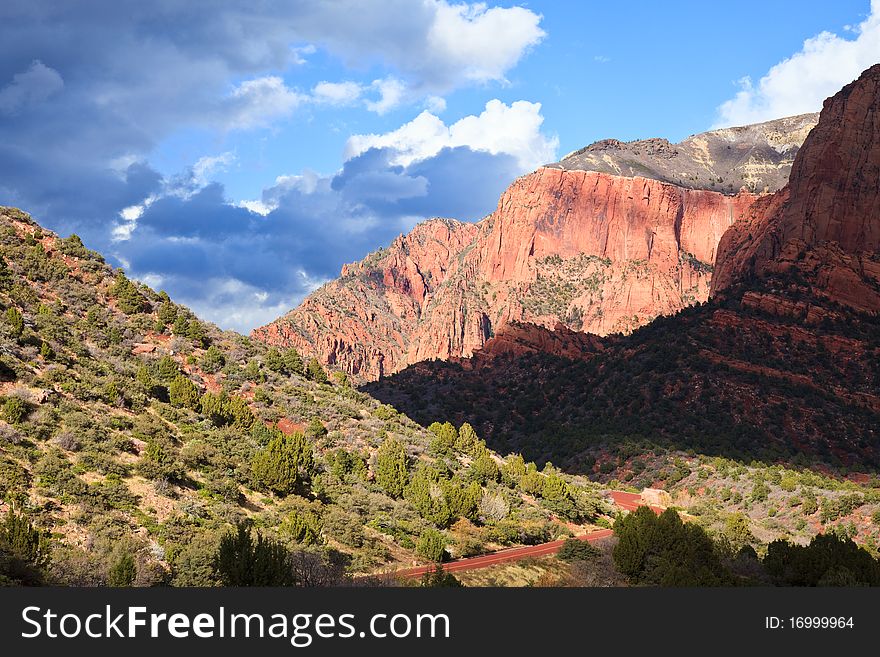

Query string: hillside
[253,114,817,380]
[0,206,610,586]
[366,66,880,549]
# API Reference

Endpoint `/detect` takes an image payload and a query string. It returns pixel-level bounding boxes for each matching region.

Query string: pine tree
[264,347,284,373]
[157,301,178,326]
[416,528,446,563]
[5,307,24,338]
[283,348,304,376]
[0,257,12,289]
[455,422,479,453]
[110,272,146,314]
[172,314,189,336]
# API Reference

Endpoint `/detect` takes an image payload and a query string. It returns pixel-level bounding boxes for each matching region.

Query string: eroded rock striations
[253,115,817,380]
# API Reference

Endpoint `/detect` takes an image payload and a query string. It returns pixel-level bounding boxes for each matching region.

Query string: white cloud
[180,274,325,333]
[113,202,148,241]
[237,199,276,216]
[424,95,447,113]
[192,152,236,185]
[425,1,545,85]
[0,60,64,115]
[312,80,363,106]
[365,76,407,114]
[345,99,558,170]
[224,76,303,129]
[290,44,317,65]
[715,1,880,126]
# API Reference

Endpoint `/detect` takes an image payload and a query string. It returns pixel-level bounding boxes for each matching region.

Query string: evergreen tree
[108,552,136,587]
[200,345,225,373]
[264,347,284,373]
[157,355,179,381]
[251,432,315,496]
[168,375,200,409]
[306,357,328,383]
[187,319,209,348]
[157,301,178,326]
[283,348,304,376]
[427,422,458,453]
[0,257,12,289]
[110,272,146,314]
[5,307,24,338]
[416,528,446,563]
[375,437,408,498]
[455,422,479,453]
[213,524,294,586]
[172,314,189,336]
[613,507,730,586]
[305,417,327,440]
[470,452,499,484]
[0,508,48,584]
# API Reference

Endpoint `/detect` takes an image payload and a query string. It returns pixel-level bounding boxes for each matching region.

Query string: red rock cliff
[713,64,880,315]
[253,169,765,380]
[255,116,820,380]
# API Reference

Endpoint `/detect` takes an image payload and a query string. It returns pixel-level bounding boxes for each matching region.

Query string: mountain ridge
[253,113,818,380]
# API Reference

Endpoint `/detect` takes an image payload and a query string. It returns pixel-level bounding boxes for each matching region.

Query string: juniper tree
[375,437,408,498]
[251,431,315,496]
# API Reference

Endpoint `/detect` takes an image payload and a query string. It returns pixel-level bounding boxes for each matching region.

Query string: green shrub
[251,432,315,497]
[416,529,446,563]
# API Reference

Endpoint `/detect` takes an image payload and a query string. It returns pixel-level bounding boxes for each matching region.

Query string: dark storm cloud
[117,145,519,330]
[0,1,544,330]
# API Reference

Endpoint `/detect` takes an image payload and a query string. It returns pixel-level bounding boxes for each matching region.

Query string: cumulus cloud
[425,1,545,85]
[223,76,303,129]
[365,76,408,114]
[345,99,558,170]
[311,80,363,106]
[716,0,880,126]
[0,60,63,114]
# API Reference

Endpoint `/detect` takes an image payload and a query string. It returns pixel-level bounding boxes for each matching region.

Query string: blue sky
[0,1,877,331]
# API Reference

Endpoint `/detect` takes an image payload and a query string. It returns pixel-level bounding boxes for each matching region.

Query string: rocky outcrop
[255,115,817,380]
[713,64,880,315]
[554,113,818,194]
[468,321,606,362]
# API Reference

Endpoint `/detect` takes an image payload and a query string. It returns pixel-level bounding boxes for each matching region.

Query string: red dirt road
[390,490,663,580]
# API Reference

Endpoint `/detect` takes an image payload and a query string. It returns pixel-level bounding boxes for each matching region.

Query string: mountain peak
[552,112,819,194]
[712,64,880,314]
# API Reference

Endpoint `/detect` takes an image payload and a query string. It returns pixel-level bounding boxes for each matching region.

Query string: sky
[0,0,878,332]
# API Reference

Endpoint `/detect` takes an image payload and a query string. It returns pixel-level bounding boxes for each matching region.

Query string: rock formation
[713,64,880,315]
[366,66,880,470]
[253,115,818,380]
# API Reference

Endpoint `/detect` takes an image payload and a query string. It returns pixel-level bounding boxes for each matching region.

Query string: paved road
[390,490,663,580]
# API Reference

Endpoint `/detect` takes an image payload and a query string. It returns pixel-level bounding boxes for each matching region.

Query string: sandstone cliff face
[713,64,880,316]
[255,116,815,380]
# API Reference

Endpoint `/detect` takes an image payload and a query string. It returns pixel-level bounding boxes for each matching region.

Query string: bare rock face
[255,115,818,380]
[713,64,880,315]
[554,113,818,194]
